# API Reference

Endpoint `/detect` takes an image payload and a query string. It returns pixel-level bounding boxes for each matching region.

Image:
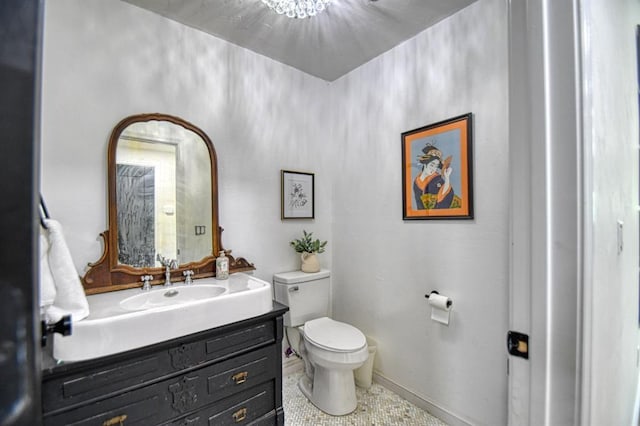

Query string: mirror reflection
[115,120,213,268]
[82,113,253,294]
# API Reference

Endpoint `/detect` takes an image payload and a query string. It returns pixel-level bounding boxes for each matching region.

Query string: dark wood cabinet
[42,304,288,426]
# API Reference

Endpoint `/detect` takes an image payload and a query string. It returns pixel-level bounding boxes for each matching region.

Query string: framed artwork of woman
[401,113,474,220]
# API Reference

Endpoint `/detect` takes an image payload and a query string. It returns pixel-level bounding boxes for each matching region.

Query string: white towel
[40,219,89,322]
[39,231,56,307]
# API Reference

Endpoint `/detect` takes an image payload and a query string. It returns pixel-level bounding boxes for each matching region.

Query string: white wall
[38,0,640,424]
[42,0,510,424]
[581,0,640,424]
[41,0,333,284]
[328,0,509,424]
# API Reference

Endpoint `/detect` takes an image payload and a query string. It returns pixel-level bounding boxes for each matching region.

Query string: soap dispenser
[215,251,229,280]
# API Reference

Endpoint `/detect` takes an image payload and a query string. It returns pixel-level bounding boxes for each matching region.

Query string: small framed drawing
[281,170,314,219]
[401,113,474,220]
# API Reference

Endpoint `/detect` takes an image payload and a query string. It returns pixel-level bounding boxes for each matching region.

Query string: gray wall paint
[328,0,508,424]
[42,0,640,423]
[41,0,333,285]
[41,0,508,423]
[581,0,640,424]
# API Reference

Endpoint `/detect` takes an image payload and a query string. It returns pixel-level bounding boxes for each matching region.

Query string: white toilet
[273,269,368,416]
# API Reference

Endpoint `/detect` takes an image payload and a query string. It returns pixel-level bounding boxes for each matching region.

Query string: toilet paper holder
[424,290,453,308]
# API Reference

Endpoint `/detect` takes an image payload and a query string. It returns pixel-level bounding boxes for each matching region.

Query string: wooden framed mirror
[82,113,253,294]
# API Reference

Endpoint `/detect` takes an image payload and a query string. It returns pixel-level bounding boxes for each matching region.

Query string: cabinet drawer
[44,346,278,426]
[204,322,275,361]
[44,386,167,426]
[43,319,276,414]
[207,382,275,426]
[165,381,276,426]
[42,355,168,414]
[207,349,274,400]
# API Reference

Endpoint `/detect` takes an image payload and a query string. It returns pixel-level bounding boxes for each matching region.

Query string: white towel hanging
[40,218,89,322]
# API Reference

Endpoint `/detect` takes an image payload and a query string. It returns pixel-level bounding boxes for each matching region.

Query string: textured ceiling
[123,0,477,81]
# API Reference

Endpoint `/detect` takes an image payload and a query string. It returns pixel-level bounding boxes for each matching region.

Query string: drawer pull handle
[232,407,247,423]
[103,414,127,426]
[232,371,248,384]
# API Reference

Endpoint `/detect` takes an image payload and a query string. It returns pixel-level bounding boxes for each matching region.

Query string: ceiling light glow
[261,0,331,19]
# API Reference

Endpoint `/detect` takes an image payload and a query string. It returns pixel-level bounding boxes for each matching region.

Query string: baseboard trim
[372,372,474,426]
[282,356,304,376]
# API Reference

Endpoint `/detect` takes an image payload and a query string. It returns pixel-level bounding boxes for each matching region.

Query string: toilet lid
[304,317,366,352]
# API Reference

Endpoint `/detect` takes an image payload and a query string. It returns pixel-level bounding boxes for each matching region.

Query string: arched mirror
[82,113,254,294]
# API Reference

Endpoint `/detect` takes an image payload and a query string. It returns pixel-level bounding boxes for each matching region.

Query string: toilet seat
[303,317,366,353]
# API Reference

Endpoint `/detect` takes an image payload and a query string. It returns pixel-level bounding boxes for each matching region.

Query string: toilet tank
[273,269,330,327]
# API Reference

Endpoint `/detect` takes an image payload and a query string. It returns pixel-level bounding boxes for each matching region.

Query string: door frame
[0,0,43,424]
[507,0,583,424]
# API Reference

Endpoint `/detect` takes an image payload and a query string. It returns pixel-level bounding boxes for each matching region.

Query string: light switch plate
[617,220,623,254]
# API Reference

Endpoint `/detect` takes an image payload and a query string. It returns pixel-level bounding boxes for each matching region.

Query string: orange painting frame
[401,114,473,220]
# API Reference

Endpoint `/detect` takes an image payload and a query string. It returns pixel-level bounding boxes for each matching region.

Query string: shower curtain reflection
[116,164,155,267]
[116,138,177,267]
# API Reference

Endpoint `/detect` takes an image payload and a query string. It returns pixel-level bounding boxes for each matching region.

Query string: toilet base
[298,365,358,416]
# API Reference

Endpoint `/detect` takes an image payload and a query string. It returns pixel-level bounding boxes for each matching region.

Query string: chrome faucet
[157,254,178,286]
[141,275,153,291]
[183,270,194,285]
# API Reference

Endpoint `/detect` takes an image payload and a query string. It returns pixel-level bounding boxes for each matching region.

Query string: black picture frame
[281,170,315,219]
[401,113,474,220]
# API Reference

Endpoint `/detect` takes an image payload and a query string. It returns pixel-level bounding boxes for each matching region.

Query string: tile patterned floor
[283,371,448,426]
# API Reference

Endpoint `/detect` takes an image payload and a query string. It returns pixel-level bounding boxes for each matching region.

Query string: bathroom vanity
[42,303,288,425]
[40,113,289,424]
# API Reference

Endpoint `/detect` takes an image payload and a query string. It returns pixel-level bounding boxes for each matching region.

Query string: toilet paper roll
[428,293,452,325]
[428,293,452,310]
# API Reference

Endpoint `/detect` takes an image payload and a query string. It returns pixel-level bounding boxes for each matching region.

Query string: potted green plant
[290,230,327,273]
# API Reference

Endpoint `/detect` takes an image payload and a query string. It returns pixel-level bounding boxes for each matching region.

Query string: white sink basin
[54,273,273,362]
[119,284,226,311]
